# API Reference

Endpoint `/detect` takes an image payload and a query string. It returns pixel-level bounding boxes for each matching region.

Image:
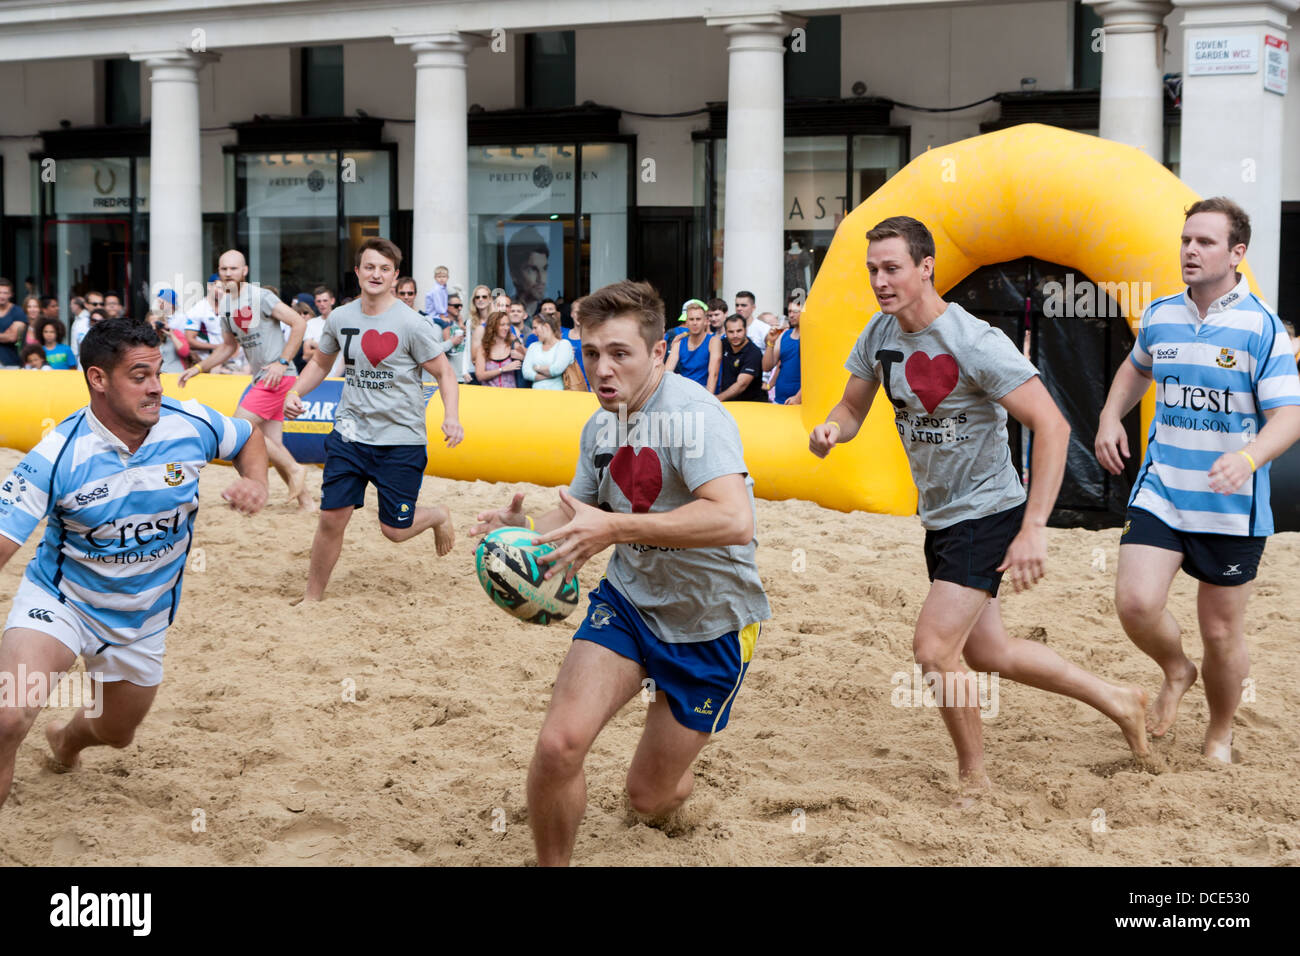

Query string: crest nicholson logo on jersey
[163,463,184,487]
[1215,348,1237,369]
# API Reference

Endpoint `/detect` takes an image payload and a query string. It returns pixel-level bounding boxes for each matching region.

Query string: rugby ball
[474,527,580,625]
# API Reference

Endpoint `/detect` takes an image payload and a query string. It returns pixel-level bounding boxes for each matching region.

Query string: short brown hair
[355,237,403,270]
[313,285,334,299]
[866,216,936,276]
[576,280,664,352]
[1184,197,1251,251]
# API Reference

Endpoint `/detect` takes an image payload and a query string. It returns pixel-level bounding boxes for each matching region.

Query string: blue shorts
[1121,507,1266,586]
[572,578,759,733]
[320,429,426,527]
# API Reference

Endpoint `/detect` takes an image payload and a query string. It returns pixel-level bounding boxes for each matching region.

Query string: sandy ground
[0,447,1297,867]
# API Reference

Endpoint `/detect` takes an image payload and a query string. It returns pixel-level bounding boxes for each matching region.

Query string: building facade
[0,0,1296,321]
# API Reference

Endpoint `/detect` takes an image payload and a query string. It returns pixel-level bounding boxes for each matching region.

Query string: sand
[1,446,1297,867]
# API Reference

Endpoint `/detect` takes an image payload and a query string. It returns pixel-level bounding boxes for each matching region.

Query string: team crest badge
[590,604,614,629]
[1215,348,1237,369]
[1122,520,1131,537]
[164,462,184,487]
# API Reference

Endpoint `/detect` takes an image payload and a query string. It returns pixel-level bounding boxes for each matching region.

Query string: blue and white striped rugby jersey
[1128,276,1300,536]
[0,398,252,645]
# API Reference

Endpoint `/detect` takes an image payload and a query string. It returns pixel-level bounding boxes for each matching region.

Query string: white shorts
[3,578,167,686]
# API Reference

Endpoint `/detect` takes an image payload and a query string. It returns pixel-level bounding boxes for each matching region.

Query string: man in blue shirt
[0,277,28,368]
[0,318,268,809]
[1097,197,1300,763]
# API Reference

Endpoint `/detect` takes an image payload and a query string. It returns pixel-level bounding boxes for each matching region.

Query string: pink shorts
[239,375,297,422]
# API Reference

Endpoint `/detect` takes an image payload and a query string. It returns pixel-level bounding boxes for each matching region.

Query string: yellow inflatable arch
[0,125,1258,514]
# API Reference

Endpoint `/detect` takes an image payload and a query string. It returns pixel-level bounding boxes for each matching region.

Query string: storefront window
[700,131,905,302]
[44,157,145,311]
[468,142,629,309]
[784,136,846,303]
[342,149,392,283]
[239,150,334,302]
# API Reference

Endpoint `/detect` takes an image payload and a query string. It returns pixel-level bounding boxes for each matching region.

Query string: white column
[707,14,800,317]
[1176,0,1296,304]
[131,51,216,310]
[1089,1,1173,159]
[395,33,477,316]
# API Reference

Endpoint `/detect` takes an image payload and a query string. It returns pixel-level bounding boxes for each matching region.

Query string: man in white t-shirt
[305,286,344,377]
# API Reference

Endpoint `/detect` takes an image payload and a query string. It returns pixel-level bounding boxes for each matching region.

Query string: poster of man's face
[505,222,562,312]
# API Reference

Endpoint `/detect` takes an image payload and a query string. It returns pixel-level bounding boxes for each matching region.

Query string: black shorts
[321,429,427,527]
[1120,507,1266,586]
[923,503,1025,597]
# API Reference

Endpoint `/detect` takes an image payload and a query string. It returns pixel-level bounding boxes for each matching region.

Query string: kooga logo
[49,886,151,936]
[74,485,110,506]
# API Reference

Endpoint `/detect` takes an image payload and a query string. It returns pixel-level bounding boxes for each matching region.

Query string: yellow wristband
[1239,450,1257,472]
[827,420,841,433]
[525,515,535,531]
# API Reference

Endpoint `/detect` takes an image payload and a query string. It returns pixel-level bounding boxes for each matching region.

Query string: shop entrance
[42,218,131,312]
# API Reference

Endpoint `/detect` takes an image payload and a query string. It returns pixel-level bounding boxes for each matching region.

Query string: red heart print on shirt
[361,329,399,366]
[233,306,255,332]
[608,446,663,514]
[905,352,959,414]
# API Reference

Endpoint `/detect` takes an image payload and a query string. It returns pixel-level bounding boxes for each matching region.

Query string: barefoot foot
[1111,684,1150,757]
[295,490,317,514]
[290,593,321,607]
[285,466,307,504]
[1203,732,1233,764]
[431,506,454,557]
[44,720,80,772]
[1150,661,1198,737]
[952,772,993,809]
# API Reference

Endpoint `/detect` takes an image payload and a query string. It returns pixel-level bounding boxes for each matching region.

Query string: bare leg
[625,693,711,818]
[964,598,1148,757]
[1115,544,1196,737]
[298,506,354,603]
[528,640,644,867]
[0,628,75,809]
[1196,580,1252,762]
[379,505,454,555]
[912,581,996,802]
[45,678,159,769]
[236,410,311,510]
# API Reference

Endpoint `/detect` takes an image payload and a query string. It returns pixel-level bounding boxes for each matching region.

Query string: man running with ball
[1096,198,1300,762]
[811,216,1148,803]
[0,318,267,808]
[286,238,462,603]
[471,280,770,866]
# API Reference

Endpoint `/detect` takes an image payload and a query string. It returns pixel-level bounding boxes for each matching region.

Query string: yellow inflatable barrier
[0,125,1260,514]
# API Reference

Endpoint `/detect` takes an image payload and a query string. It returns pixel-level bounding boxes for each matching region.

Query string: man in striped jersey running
[1097,197,1300,762]
[0,319,268,808]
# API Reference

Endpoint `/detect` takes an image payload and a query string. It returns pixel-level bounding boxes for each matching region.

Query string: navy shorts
[923,503,1025,597]
[1121,507,1266,586]
[320,429,426,527]
[572,578,759,734]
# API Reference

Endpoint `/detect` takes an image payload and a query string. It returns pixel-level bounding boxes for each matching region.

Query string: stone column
[1175,0,1297,304]
[707,14,802,316]
[1089,1,1174,159]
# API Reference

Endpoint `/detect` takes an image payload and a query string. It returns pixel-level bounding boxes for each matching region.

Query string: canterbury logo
[27,608,54,623]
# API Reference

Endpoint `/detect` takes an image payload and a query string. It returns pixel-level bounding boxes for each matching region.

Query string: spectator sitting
[664,298,706,345]
[475,311,521,388]
[706,297,728,334]
[37,318,76,369]
[523,312,575,391]
[664,299,721,392]
[715,314,766,402]
[762,296,803,405]
[21,344,50,370]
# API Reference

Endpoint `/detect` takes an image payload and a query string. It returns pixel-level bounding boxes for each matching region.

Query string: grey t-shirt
[844,301,1037,530]
[568,372,771,644]
[219,284,289,383]
[319,298,446,446]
